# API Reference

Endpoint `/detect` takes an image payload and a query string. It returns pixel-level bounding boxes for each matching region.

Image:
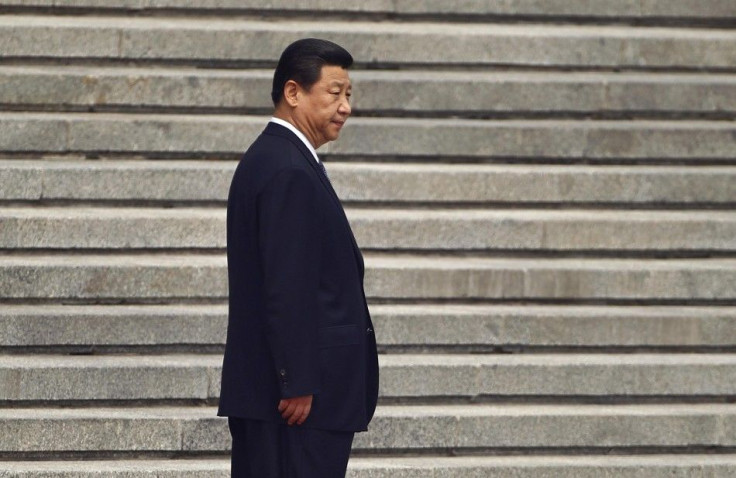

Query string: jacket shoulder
[232,129,312,192]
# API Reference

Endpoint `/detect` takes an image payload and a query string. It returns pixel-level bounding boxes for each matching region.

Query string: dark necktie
[317,160,331,184]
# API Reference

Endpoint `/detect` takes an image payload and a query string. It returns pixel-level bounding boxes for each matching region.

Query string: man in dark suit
[217,38,379,477]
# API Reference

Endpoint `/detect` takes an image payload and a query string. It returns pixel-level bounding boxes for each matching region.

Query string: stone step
[3,207,736,252]
[3,404,736,453]
[3,66,735,117]
[1,254,734,302]
[3,304,735,350]
[4,0,735,21]
[2,113,735,161]
[2,16,735,69]
[2,354,736,402]
[3,160,734,206]
[6,455,736,478]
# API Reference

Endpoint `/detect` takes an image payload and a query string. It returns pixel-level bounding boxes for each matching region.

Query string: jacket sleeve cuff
[274,347,321,399]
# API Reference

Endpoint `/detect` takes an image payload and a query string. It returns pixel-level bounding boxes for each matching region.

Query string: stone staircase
[1,1,736,476]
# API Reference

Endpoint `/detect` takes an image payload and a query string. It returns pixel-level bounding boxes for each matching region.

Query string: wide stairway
[1,1,736,476]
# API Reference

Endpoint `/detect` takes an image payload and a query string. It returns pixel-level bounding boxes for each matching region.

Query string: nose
[339,97,351,116]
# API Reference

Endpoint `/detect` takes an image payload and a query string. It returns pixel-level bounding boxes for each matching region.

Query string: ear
[283,80,300,107]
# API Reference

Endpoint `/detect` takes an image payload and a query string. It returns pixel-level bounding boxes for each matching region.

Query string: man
[218,38,379,478]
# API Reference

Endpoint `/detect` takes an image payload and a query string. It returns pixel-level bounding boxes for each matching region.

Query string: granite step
[2,16,735,70]
[4,0,735,22]
[5,455,736,478]
[2,113,735,161]
[2,207,736,252]
[2,66,735,118]
[3,404,736,453]
[3,304,735,350]
[2,160,734,206]
[1,254,734,302]
[2,354,736,402]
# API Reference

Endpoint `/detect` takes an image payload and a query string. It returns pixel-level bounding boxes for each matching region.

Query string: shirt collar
[269,117,320,164]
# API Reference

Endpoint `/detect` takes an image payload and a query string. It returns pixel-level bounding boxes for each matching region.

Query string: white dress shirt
[269,117,320,164]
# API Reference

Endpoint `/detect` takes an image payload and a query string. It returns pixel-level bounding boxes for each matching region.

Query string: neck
[273,109,321,149]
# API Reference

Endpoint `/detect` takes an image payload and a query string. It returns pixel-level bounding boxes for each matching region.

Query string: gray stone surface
[5,455,736,478]
[0,17,117,58]
[0,460,230,478]
[3,404,736,452]
[0,66,273,111]
[3,66,736,116]
[348,455,736,478]
[358,403,736,450]
[330,118,736,160]
[355,71,736,116]
[1,4,735,474]
[365,255,736,301]
[0,304,227,347]
[0,165,42,200]
[5,0,736,19]
[4,304,736,349]
[330,163,736,205]
[2,16,736,68]
[4,353,736,401]
[0,160,234,202]
[0,254,227,301]
[62,114,262,155]
[0,207,226,249]
[0,355,219,401]
[2,160,735,205]
[4,207,736,251]
[2,114,736,160]
[1,254,735,301]
[0,116,66,152]
[370,304,736,348]
[0,407,226,452]
[348,209,736,251]
[378,353,736,398]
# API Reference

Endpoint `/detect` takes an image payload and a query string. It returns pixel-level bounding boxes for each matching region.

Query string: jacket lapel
[263,123,365,277]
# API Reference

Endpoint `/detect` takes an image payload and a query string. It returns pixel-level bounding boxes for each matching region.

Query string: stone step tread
[1,16,734,69]
[4,353,736,402]
[367,254,736,269]
[4,404,736,452]
[3,159,734,204]
[3,303,735,348]
[3,66,735,114]
[6,403,736,419]
[2,252,735,268]
[3,206,736,251]
[7,14,736,35]
[7,455,736,478]
[2,113,734,160]
[5,0,735,18]
[6,353,736,368]
[2,253,734,301]
[6,111,736,126]
[6,65,736,82]
[7,206,736,220]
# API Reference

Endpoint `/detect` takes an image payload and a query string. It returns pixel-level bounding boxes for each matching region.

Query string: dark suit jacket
[218,122,379,432]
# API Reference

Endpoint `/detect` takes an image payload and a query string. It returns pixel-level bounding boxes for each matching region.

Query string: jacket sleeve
[257,166,322,398]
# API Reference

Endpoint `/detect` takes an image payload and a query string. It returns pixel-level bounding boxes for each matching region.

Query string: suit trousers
[228,417,354,478]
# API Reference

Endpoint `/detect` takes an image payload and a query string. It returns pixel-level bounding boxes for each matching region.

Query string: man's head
[272,38,354,149]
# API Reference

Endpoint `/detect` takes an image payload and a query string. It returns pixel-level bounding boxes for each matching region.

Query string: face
[290,65,352,149]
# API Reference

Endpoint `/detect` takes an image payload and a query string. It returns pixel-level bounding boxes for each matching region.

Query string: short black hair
[271,38,353,106]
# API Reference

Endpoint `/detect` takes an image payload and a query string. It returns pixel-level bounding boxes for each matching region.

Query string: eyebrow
[328,81,351,88]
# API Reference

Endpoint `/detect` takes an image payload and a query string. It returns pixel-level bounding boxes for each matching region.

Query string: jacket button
[366,327,373,334]
[279,369,287,377]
